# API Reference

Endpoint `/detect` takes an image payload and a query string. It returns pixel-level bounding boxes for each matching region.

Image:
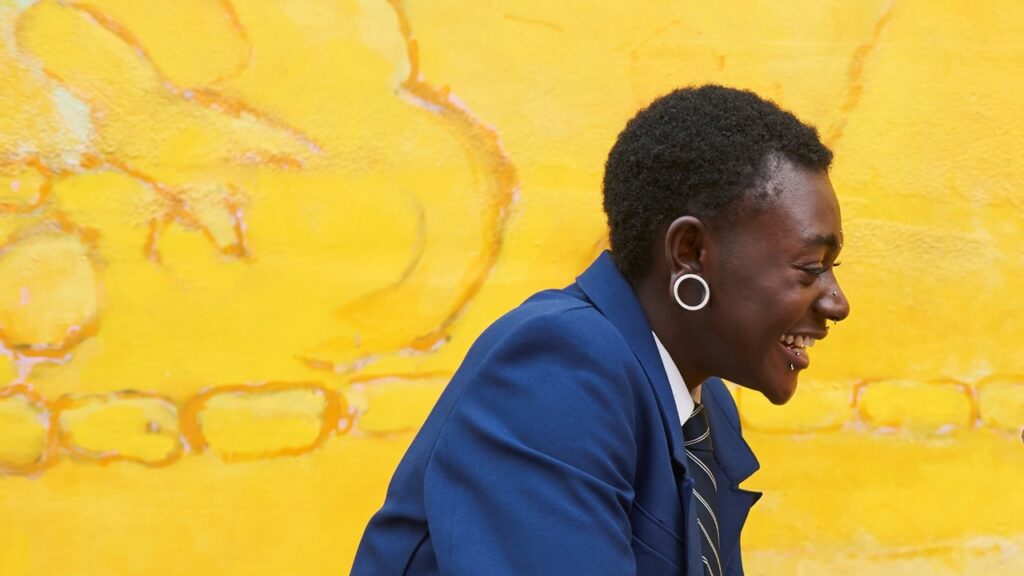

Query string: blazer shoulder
[486,291,637,366]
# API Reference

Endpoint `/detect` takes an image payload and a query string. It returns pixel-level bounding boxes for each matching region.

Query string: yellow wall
[1,0,1022,574]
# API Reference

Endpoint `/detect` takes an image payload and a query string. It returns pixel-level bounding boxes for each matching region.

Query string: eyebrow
[803,233,842,251]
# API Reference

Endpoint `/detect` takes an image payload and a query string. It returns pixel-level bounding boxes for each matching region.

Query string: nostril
[829,284,851,321]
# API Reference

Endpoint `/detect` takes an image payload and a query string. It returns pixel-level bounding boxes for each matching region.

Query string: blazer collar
[576,252,761,573]
[576,252,760,485]
[702,383,760,487]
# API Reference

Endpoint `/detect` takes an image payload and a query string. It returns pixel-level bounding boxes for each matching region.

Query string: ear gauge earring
[672,274,710,311]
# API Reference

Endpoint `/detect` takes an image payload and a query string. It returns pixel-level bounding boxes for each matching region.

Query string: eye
[794,261,835,276]
[797,261,841,278]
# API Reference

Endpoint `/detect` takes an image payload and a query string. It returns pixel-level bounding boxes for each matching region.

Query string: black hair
[602,85,833,281]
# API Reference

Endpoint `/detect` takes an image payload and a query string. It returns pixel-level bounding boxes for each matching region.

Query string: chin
[759,374,798,405]
[733,372,798,405]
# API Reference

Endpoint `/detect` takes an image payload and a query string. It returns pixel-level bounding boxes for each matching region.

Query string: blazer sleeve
[422,310,640,575]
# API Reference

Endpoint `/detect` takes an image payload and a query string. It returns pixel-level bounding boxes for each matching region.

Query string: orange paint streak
[303,1,518,372]
[144,216,165,263]
[0,156,55,213]
[973,371,1024,422]
[231,151,305,171]
[851,377,878,416]
[825,1,897,147]
[0,320,99,361]
[51,390,184,468]
[931,376,981,427]
[222,183,250,259]
[853,376,976,431]
[734,384,849,434]
[301,357,339,373]
[0,384,60,476]
[344,370,452,386]
[53,210,102,246]
[17,3,317,262]
[0,208,105,363]
[29,4,317,159]
[70,3,156,68]
[213,0,254,84]
[317,191,426,341]
[179,381,350,463]
[83,153,248,262]
[182,87,321,157]
[380,1,517,352]
[71,1,255,88]
[5,370,1024,476]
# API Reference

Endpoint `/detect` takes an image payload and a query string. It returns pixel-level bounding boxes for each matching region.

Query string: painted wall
[1,0,1022,574]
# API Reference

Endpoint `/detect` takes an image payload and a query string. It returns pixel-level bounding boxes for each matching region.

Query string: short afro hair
[602,85,832,282]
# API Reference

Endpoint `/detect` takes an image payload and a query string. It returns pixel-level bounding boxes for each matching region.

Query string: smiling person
[351,85,851,576]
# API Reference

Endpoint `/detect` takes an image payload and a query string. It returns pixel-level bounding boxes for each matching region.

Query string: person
[351,85,851,575]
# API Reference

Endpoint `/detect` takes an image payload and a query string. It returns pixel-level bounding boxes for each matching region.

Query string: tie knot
[682,403,713,452]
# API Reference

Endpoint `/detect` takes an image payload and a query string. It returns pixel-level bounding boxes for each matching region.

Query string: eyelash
[801,261,842,276]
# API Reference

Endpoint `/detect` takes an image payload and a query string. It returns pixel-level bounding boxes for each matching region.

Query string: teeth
[780,334,818,348]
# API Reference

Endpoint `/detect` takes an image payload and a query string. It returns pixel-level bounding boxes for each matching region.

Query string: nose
[816,276,850,322]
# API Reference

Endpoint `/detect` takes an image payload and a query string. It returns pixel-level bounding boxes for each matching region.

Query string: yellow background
[1,0,1022,574]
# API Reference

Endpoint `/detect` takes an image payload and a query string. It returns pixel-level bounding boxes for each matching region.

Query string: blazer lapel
[576,252,706,575]
[702,382,762,566]
[575,251,687,468]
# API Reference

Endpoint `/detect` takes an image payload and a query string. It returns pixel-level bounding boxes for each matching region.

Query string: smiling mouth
[778,333,818,371]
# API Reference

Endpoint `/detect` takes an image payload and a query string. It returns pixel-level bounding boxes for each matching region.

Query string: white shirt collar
[652,331,700,426]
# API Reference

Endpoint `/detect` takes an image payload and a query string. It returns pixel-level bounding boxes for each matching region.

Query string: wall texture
[1,0,1022,574]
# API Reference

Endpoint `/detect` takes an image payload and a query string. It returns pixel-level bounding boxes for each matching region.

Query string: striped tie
[683,403,721,576]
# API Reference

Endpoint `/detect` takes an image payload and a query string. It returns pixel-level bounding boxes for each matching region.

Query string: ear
[665,216,709,275]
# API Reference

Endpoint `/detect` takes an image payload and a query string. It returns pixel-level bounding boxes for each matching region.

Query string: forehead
[729,161,843,251]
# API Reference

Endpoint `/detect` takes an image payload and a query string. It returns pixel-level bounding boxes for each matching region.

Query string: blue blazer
[352,252,761,575]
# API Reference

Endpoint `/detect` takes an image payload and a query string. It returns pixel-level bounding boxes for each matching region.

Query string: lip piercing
[789,363,795,371]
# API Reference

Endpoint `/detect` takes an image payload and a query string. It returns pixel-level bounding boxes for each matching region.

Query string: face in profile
[703,158,851,404]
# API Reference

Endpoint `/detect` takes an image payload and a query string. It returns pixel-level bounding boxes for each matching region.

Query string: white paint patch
[19,286,30,305]
[14,0,39,11]
[401,92,444,114]
[51,86,93,165]
[10,179,20,192]
[12,351,68,385]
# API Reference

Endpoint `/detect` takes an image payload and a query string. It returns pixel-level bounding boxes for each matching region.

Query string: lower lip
[779,341,811,371]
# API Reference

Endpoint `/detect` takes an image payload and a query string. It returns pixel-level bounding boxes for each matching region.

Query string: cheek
[714,279,805,340]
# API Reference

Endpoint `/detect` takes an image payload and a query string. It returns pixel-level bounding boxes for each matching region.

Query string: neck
[633,274,710,391]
